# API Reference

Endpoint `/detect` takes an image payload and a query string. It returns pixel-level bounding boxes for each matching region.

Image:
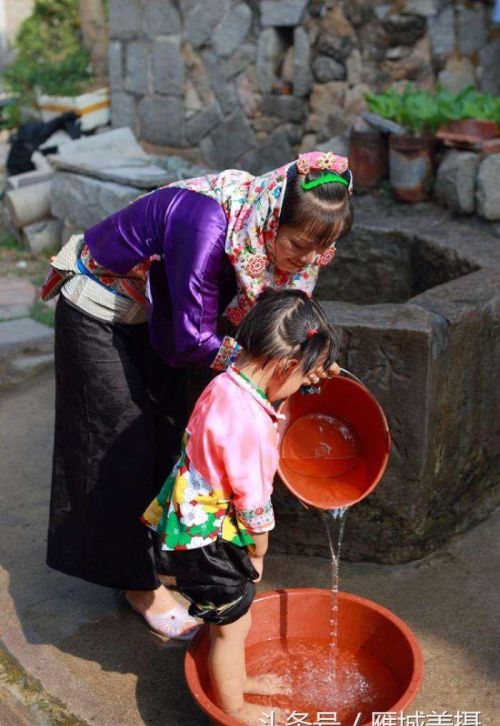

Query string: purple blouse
[84,187,236,368]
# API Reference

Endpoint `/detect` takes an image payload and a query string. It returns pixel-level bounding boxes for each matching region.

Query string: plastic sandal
[135,602,200,640]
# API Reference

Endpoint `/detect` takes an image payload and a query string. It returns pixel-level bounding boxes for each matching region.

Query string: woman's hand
[304,361,341,386]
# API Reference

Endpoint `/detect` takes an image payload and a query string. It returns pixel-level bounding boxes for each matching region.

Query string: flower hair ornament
[297,151,354,195]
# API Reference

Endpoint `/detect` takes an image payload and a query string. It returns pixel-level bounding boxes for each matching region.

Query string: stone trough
[272,197,500,564]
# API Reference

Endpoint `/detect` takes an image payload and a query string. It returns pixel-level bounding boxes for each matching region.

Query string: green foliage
[366,84,500,134]
[30,300,55,328]
[2,0,91,103]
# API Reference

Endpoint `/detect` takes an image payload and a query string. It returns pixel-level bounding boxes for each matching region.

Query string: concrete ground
[0,369,498,726]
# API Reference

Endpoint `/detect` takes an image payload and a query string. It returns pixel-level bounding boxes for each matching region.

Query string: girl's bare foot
[232,703,287,726]
[244,674,292,696]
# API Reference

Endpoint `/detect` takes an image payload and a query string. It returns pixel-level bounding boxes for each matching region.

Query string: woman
[42,151,353,639]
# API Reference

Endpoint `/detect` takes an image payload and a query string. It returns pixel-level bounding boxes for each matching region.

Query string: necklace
[233,367,269,402]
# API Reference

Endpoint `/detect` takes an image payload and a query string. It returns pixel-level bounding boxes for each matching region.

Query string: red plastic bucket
[185,588,423,726]
[277,370,391,509]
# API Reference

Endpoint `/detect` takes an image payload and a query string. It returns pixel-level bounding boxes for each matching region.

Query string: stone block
[50,172,139,230]
[435,151,479,215]
[108,0,142,40]
[239,129,293,175]
[261,95,305,123]
[111,93,138,133]
[317,33,354,63]
[401,0,439,16]
[313,57,346,83]
[138,95,184,147]
[346,48,362,85]
[200,111,256,168]
[381,13,426,46]
[223,44,257,80]
[427,6,455,61]
[143,0,181,36]
[6,169,54,191]
[185,103,222,145]
[479,41,500,96]
[256,28,286,94]
[153,37,184,96]
[0,318,54,361]
[108,41,124,91]
[185,0,228,49]
[202,50,238,115]
[5,183,52,229]
[438,57,476,95]
[213,4,252,58]
[457,2,487,56]
[318,134,349,157]
[261,0,308,27]
[0,277,36,320]
[476,155,500,221]
[23,219,63,254]
[57,127,143,158]
[125,42,151,95]
[293,27,313,97]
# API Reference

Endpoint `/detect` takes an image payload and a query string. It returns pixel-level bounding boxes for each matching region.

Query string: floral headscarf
[171,151,351,325]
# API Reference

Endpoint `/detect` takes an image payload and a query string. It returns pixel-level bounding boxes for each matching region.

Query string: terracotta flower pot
[389,134,433,202]
[349,129,389,190]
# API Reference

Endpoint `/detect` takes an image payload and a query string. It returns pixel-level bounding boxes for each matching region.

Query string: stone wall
[108,0,499,173]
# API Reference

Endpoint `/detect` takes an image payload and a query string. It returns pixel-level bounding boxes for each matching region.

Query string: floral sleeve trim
[210,336,242,372]
[236,498,275,534]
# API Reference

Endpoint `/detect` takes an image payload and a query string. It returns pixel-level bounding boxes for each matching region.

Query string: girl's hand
[249,555,264,582]
[305,361,341,386]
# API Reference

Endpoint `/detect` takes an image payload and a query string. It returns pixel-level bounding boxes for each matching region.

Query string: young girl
[142,289,338,725]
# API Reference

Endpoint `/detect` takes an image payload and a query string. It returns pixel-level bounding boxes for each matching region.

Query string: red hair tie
[307,328,318,340]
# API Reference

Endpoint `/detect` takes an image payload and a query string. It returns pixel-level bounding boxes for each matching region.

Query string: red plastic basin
[185,588,423,726]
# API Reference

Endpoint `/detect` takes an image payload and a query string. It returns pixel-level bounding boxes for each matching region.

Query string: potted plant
[435,86,500,150]
[2,0,110,133]
[365,85,442,202]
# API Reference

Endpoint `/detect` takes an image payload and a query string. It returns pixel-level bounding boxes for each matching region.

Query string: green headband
[301,171,349,190]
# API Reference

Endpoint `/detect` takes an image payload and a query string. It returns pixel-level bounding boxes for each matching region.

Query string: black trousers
[46,297,188,590]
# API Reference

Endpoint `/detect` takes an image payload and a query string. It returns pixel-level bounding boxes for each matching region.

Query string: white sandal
[136,602,200,640]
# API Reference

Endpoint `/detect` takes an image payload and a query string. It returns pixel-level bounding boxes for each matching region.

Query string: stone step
[0,277,36,321]
[0,318,54,362]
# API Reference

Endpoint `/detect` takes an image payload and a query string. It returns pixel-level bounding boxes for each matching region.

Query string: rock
[213,4,252,58]
[110,92,138,134]
[384,35,433,83]
[5,183,52,229]
[434,151,480,215]
[108,41,124,91]
[182,44,215,107]
[239,129,293,176]
[0,278,36,320]
[9,352,54,376]
[6,169,54,191]
[260,0,308,27]
[428,6,455,61]
[23,219,63,254]
[298,132,318,153]
[256,28,286,94]
[185,0,228,48]
[262,95,305,123]
[401,0,439,16]
[320,3,356,40]
[317,34,354,63]
[200,111,256,168]
[344,84,370,123]
[438,57,476,94]
[185,103,221,145]
[381,13,426,46]
[385,46,411,61]
[138,95,184,147]
[50,172,139,230]
[346,48,362,85]
[0,318,53,361]
[476,155,500,221]
[479,41,500,96]
[57,127,142,158]
[125,41,151,95]
[143,0,181,35]
[307,81,347,138]
[223,44,257,80]
[457,2,487,56]
[293,27,313,97]
[317,134,349,157]
[184,80,204,117]
[108,0,142,40]
[202,50,238,115]
[61,220,83,246]
[153,37,184,96]
[313,56,346,82]
[236,73,259,118]
[362,111,406,136]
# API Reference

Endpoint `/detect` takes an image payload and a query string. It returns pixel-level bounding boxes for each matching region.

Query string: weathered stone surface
[306,81,347,138]
[262,95,305,123]
[479,40,500,95]
[153,37,183,96]
[223,44,257,80]
[143,0,181,36]
[138,95,184,147]
[401,0,440,16]
[185,103,221,145]
[381,13,426,46]
[383,35,433,84]
[260,0,307,27]
[9,352,54,376]
[293,27,313,97]
[318,133,349,157]
[125,41,151,95]
[0,278,36,320]
[200,111,256,168]
[108,41,124,91]
[362,111,405,136]
[457,2,487,56]
[5,183,52,229]
[236,72,259,118]
[438,57,476,94]
[213,3,252,58]
[185,0,228,48]
[108,0,141,40]
[239,129,293,175]
[434,151,479,215]
[6,169,54,191]
[202,50,238,115]
[57,127,142,157]
[110,92,138,133]
[346,48,362,85]
[23,219,63,254]
[317,33,355,63]
[476,155,500,221]
[50,172,139,230]
[427,6,455,61]
[256,28,285,94]
[0,318,53,361]
[313,56,346,82]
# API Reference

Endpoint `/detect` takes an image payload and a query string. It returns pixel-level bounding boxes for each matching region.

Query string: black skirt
[46,296,188,590]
